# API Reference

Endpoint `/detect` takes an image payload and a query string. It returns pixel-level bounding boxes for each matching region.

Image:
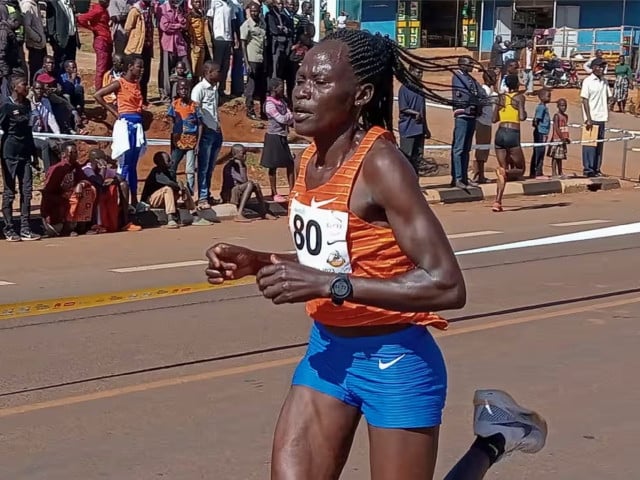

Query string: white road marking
[110,260,208,273]
[456,222,640,256]
[550,220,611,227]
[0,281,16,286]
[448,230,502,239]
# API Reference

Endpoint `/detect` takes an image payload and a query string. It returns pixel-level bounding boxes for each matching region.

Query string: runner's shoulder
[360,133,416,185]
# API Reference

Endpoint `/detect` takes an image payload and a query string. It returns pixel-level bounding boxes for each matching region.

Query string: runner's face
[292,40,362,137]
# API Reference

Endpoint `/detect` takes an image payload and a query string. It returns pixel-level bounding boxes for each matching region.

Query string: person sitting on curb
[83,149,142,233]
[220,144,277,222]
[141,152,213,228]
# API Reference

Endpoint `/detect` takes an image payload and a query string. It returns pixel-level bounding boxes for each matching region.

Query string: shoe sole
[474,389,548,453]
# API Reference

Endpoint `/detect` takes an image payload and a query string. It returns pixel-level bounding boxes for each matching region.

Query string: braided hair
[323,29,487,131]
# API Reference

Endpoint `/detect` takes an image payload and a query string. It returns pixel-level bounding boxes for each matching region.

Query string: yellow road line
[1,294,637,419]
[0,278,254,321]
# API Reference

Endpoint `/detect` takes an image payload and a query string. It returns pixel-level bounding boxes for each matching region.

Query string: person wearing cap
[580,57,611,177]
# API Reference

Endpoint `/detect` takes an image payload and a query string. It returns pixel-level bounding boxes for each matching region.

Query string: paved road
[1,189,639,479]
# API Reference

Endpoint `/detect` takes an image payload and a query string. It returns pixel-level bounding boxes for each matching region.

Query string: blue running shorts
[291,321,447,429]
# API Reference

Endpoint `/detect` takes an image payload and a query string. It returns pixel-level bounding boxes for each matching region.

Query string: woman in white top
[473,71,498,183]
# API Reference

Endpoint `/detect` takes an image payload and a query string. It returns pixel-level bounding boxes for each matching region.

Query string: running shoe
[20,230,41,241]
[4,230,21,242]
[473,389,547,457]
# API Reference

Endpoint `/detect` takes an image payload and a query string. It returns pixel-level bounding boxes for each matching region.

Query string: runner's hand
[205,243,259,283]
[256,255,332,305]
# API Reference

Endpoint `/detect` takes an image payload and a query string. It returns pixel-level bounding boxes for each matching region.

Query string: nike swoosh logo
[378,354,406,370]
[310,197,338,208]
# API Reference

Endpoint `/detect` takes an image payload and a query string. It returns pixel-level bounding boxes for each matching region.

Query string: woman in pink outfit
[259,77,294,202]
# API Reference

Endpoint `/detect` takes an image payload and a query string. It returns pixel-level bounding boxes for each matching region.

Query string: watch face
[333,279,350,298]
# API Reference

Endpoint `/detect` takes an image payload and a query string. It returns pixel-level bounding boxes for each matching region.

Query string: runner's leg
[271,386,361,480]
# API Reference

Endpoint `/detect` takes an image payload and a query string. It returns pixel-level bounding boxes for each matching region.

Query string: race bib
[288,198,352,274]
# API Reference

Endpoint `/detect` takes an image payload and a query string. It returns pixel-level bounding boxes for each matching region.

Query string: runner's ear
[354,82,374,109]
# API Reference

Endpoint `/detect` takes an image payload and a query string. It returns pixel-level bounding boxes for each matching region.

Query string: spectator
[124,0,153,103]
[19,0,46,83]
[260,77,293,201]
[548,98,570,178]
[159,0,189,99]
[612,55,633,113]
[265,0,291,82]
[499,58,519,93]
[295,0,311,41]
[31,80,61,172]
[530,88,551,178]
[322,11,333,36]
[191,60,223,209]
[221,144,276,221]
[1,76,40,242]
[208,0,237,96]
[450,56,481,188]
[580,58,610,177]
[167,78,201,195]
[0,7,24,101]
[95,55,147,205]
[584,49,608,75]
[398,65,429,175]
[41,142,97,237]
[101,52,125,107]
[240,1,266,120]
[82,148,141,232]
[187,0,207,78]
[108,0,130,54]
[489,35,507,72]
[60,60,85,115]
[473,70,497,184]
[336,10,347,29]
[519,39,536,96]
[46,0,79,68]
[141,152,212,228]
[76,0,113,90]
[168,60,191,98]
[501,40,515,64]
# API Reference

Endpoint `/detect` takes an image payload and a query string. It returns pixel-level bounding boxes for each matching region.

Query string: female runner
[206,30,546,479]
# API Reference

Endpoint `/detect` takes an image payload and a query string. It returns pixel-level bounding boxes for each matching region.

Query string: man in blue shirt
[398,66,430,175]
[451,56,482,188]
[530,88,551,178]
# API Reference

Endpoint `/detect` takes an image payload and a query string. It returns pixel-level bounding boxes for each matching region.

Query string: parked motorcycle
[534,59,581,88]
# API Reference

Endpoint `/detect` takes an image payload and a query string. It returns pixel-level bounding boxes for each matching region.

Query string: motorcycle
[536,59,581,88]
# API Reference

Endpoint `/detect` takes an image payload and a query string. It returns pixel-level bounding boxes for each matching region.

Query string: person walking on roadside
[580,58,610,177]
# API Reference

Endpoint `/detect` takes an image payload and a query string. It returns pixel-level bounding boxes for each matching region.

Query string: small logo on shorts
[378,354,406,370]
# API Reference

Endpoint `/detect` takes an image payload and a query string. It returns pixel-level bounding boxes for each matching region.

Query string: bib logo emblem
[326,250,346,268]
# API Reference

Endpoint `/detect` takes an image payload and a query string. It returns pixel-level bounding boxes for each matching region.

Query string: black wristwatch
[330,274,353,306]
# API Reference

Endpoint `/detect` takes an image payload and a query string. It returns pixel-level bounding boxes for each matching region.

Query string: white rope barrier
[16,96,636,152]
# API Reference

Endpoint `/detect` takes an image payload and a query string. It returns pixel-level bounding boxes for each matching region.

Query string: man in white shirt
[580,58,611,177]
[207,0,239,96]
[519,40,536,95]
[31,80,61,172]
[191,60,223,208]
[584,49,608,75]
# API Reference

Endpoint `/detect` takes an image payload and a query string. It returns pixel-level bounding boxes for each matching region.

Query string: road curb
[423,177,622,204]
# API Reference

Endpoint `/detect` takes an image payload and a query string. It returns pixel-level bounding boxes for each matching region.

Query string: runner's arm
[345,141,466,312]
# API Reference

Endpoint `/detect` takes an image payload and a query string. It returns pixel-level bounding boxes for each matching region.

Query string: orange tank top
[117,77,143,114]
[288,126,448,330]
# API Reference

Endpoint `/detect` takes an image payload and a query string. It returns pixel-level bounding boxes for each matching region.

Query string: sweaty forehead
[302,40,354,77]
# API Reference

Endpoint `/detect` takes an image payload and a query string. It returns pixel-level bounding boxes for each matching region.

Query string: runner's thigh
[271,385,361,480]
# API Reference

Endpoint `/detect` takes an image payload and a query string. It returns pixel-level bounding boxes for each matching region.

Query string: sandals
[492,202,504,213]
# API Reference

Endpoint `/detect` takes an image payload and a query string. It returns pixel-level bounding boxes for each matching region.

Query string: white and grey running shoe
[473,389,548,458]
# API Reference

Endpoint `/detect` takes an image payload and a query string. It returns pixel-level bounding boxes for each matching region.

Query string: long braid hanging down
[323,29,488,131]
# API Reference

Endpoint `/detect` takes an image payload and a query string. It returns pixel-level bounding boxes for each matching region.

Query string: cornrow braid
[323,29,488,131]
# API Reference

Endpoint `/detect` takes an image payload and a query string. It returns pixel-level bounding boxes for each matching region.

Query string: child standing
[260,78,294,202]
[548,98,570,178]
[530,88,551,178]
[167,78,202,195]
